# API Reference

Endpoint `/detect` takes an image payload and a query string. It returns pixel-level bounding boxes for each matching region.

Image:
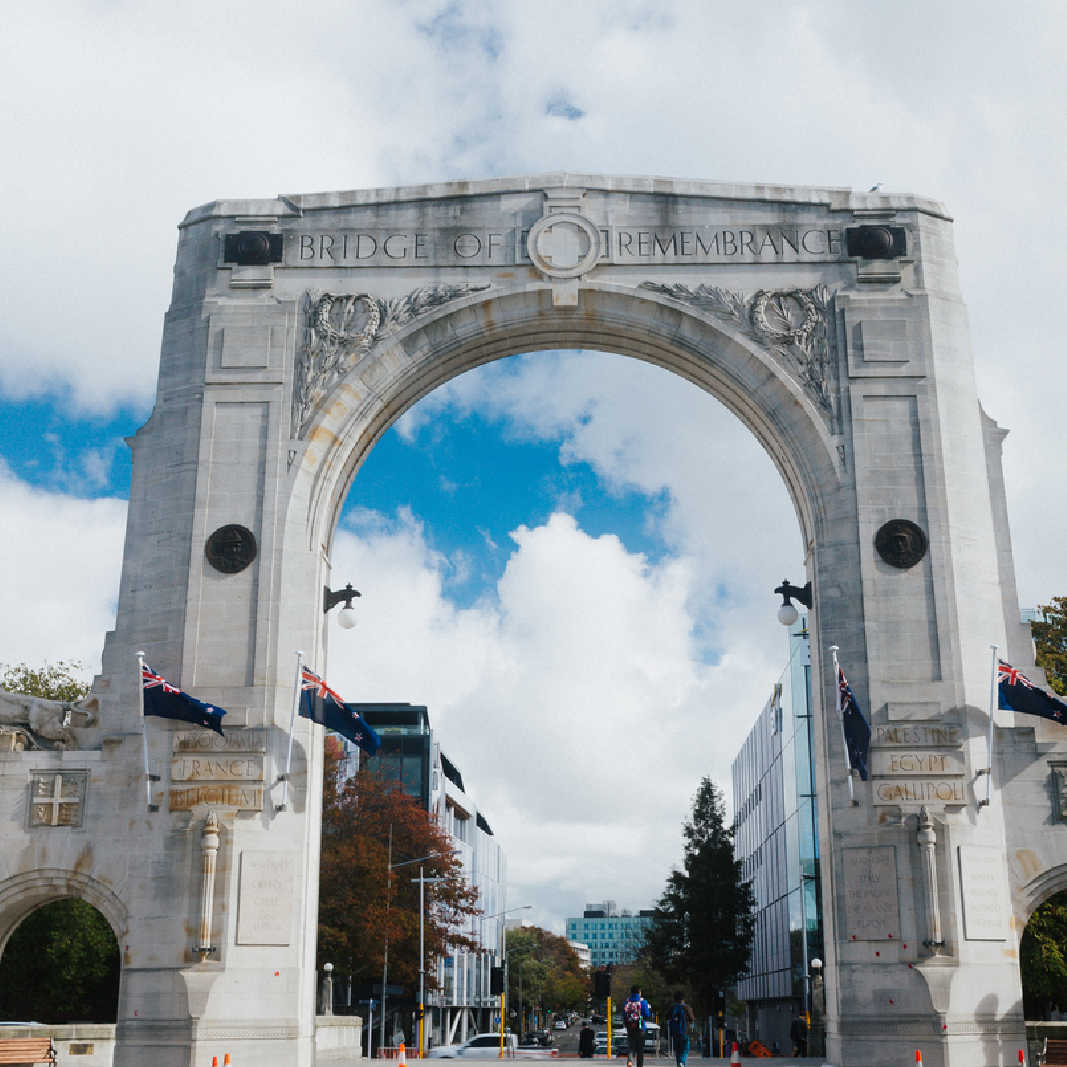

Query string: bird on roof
[868,181,884,192]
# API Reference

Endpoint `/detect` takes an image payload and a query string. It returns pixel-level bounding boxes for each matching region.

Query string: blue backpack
[668,1003,688,1037]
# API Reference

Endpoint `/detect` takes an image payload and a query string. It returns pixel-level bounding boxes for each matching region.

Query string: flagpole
[829,645,856,805]
[136,651,159,811]
[279,649,304,813]
[979,644,999,810]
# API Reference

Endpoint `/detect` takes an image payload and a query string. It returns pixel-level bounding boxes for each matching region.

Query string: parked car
[553,1018,568,1030]
[427,1033,517,1058]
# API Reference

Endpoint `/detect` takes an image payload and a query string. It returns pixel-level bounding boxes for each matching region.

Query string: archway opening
[1021,888,1067,1022]
[314,344,819,1053]
[0,898,120,1023]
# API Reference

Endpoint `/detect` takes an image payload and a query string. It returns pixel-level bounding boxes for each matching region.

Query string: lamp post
[379,837,442,1054]
[773,579,812,627]
[412,866,444,1058]
[323,582,360,628]
[481,905,532,1057]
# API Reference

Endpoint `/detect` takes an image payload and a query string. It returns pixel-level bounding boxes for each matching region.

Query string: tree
[0,898,119,1022]
[316,740,480,995]
[0,660,91,701]
[506,926,586,1027]
[1033,597,1067,696]
[1021,889,1067,1018]
[643,778,755,1016]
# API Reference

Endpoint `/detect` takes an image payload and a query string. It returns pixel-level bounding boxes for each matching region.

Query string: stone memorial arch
[2,174,1066,1067]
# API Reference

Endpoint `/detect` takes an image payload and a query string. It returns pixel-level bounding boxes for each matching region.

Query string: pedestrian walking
[578,1021,595,1059]
[622,985,652,1067]
[790,1012,808,1057]
[666,991,695,1067]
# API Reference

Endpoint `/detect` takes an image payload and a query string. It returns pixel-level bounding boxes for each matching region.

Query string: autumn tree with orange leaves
[317,738,480,992]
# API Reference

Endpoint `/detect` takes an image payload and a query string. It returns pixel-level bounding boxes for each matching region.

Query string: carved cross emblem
[537,221,586,270]
[30,771,86,827]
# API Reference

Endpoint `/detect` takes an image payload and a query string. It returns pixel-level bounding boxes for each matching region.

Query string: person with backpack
[666,991,695,1067]
[622,985,652,1067]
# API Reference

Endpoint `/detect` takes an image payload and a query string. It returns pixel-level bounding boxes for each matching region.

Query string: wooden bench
[1043,1037,1067,1065]
[0,1038,56,1065]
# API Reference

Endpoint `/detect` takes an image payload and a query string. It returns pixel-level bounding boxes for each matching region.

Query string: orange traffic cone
[398,1042,407,1067]
[1018,1050,1026,1065]
[729,1041,741,1065]
[224,1056,231,1067]
[211,1059,217,1067]
[915,1051,923,1067]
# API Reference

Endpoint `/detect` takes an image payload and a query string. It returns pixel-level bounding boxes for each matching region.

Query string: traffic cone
[224,1056,231,1067]
[211,1059,217,1067]
[1019,1050,1026,1065]
[729,1041,741,1065]
[398,1042,407,1066]
[915,1051,923,1067]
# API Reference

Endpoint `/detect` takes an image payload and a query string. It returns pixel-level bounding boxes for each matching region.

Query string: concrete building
[731,619,823,1054]
[568,941,592,969]
[565,902,653,967]
[352,704,507,1047]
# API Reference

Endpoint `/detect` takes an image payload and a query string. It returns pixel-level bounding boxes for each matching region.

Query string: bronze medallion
[205,524,258,574]
[874,519,927,569]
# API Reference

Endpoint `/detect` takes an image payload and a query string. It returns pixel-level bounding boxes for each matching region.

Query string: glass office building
[730,618,822,1050]
[565,901,653,967]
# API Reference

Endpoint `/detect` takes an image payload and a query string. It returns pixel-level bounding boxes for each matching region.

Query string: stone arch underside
[295,283,844,561]
[0,868,129,957]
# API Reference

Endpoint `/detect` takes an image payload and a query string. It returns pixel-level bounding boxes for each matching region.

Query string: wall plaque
[873,778,966,805]
[237,850,298,945]
[842,845,900,940]
[29,770,87,828]
[870,750,966,777]
[959,845,1010,940]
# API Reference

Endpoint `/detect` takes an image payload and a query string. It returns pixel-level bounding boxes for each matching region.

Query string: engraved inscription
[873,779,966,805]
[959,845,1009,940]
[870,750,966,777]
[842,846,899,940]
[237,851,298,945]
[173,729,267,754]
[873,724,962,747]
[29,771,87,828]
[169,785,263,811]
[171,756,264,782]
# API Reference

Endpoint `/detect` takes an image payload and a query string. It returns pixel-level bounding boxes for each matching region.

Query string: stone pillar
[917,807,944,953]
[198,811,219,961]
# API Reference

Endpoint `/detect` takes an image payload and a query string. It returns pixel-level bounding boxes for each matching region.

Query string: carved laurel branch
[292,284,491,439]
[639,282,837,422]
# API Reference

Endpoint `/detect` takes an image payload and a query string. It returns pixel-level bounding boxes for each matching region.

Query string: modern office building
[347,703,507,1048]
[565,901,653,967]
[730,618,823,1054]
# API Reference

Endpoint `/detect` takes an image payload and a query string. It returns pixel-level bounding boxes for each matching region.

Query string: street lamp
[482,905,532,1057]
[412,866,445,1058]
[323,582,360,628]
[379,833,446,1055]
[774,579,812,626]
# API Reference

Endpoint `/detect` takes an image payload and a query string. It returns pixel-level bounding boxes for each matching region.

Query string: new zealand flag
[838,666,871,780]
[299,666,381,755]
[998,660,1067,724]
[141,664,226,736]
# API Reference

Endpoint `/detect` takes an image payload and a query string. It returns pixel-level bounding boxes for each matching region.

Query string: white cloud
[0,464,126,674]
[329,501,791,929]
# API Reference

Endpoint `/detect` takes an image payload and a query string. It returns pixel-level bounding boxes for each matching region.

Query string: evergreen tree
[644,778,754,1015]
[1033,596,1067,696]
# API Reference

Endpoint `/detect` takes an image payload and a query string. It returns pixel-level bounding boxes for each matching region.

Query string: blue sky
[2,0,1065,931]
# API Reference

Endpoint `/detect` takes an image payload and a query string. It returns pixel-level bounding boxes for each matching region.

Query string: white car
[553,1019,568,1030]
[427,1033,517,1058]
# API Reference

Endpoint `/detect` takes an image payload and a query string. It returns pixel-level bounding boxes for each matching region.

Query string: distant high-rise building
[565,900,653,967]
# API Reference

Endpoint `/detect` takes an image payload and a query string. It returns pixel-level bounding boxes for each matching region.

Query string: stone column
[198,811,219,961]
[917,806,944,954]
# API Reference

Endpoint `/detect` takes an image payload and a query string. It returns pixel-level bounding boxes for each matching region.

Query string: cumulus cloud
[329,505,787,922]
[0,464,126,673]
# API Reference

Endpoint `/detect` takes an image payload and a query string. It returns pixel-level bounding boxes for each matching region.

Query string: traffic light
[490,967,505,995]
[593,968,611,998]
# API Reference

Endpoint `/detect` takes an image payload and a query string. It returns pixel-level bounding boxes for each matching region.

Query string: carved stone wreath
[292,284,490,439]
[638,281,837,423]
